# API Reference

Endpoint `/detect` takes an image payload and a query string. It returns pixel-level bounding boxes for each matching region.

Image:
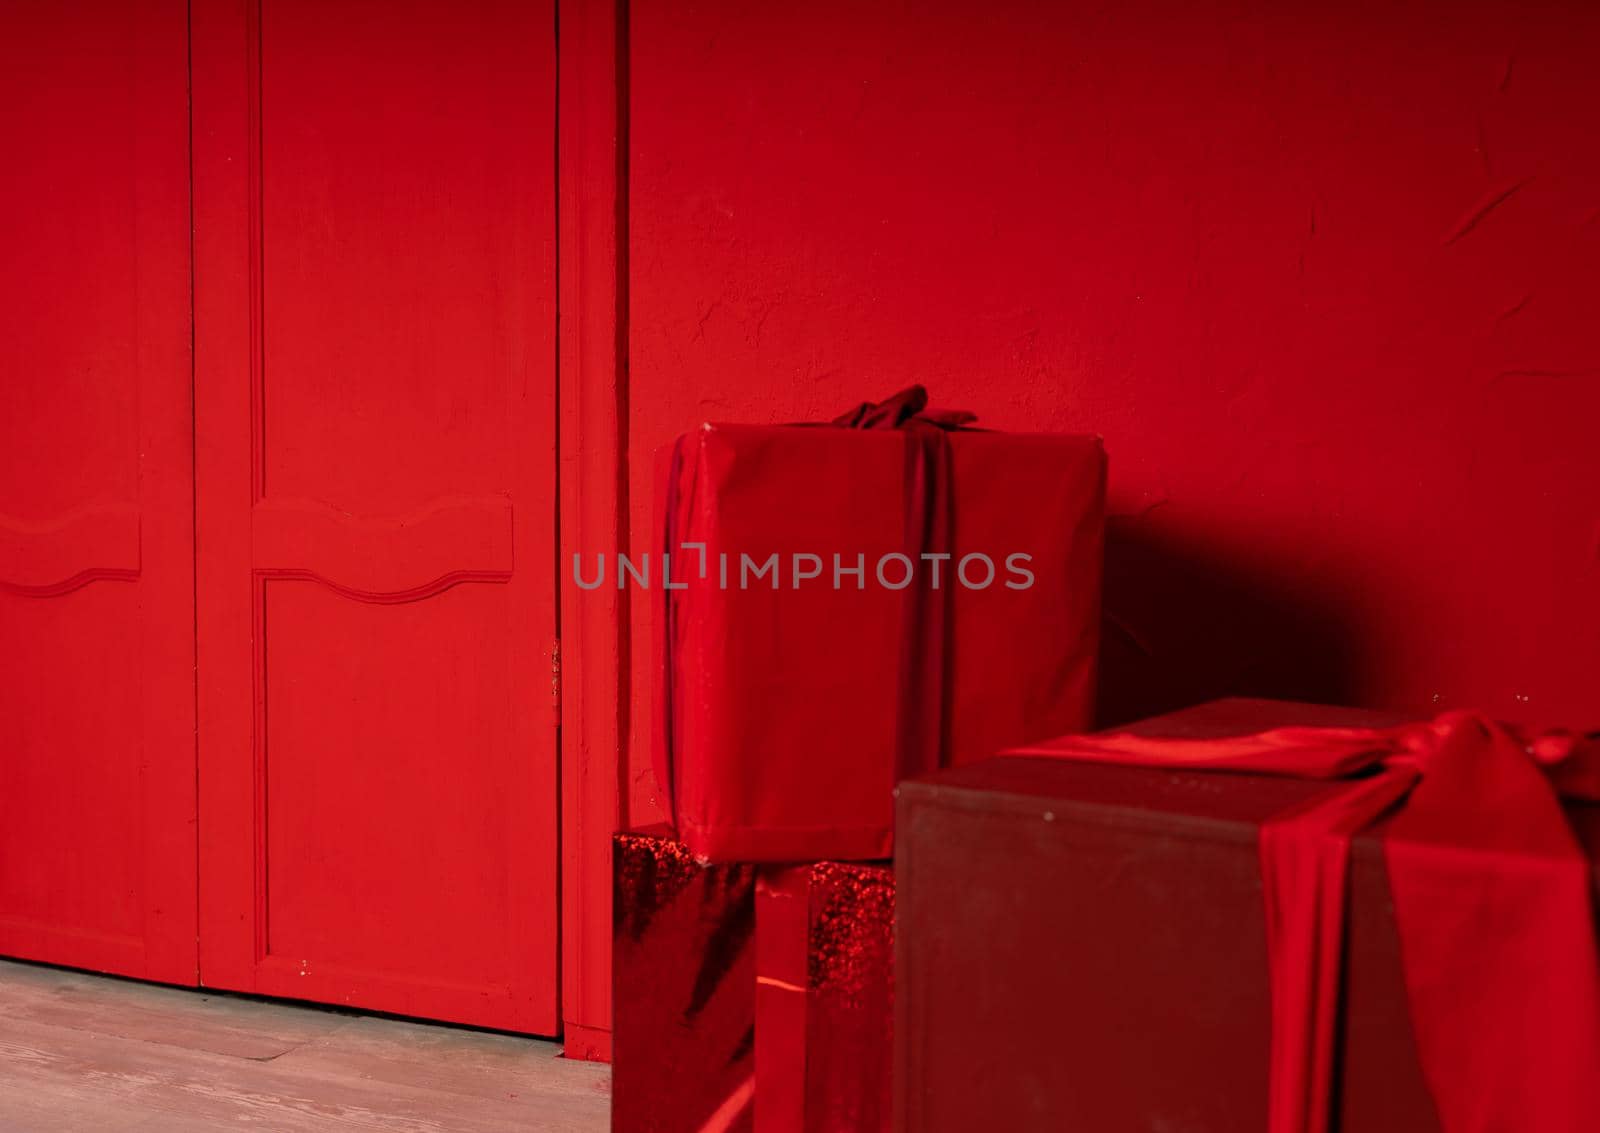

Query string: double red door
[1,1,560,1034]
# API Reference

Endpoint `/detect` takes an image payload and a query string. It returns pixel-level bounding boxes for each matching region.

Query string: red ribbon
[830,384,977,432]
[832,387,974,785]
[1011,711,1600,1133]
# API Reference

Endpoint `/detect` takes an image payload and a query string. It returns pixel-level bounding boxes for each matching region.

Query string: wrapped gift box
[613,826,756,1133]
[756,862,895,1133]
[656,403,1105,862]
[894,699,1600,1133]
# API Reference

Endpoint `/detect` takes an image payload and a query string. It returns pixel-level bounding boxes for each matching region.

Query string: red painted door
[0,4,197,985]
[192,0,560,1033]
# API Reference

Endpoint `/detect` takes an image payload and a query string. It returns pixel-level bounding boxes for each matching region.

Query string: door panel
[0,2,196,983]
[194,0,559,1032]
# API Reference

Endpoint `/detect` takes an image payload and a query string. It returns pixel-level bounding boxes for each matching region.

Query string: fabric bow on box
[1011,711,1600,1133]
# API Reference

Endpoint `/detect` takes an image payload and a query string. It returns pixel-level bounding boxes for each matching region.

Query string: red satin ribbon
[830,384,977,432]
[1011,712,1600,1133]
[835,387,973,785]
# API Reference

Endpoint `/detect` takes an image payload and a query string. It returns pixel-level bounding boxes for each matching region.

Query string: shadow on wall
[1096,513,1360,728]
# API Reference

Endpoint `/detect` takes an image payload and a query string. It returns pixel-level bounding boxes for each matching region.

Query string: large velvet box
[656,418,1105,862]
[894,699,1600,1133]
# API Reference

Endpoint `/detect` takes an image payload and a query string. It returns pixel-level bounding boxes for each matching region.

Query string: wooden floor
[0,958,610,1132]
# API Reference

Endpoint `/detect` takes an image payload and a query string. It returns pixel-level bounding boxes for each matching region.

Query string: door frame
[555,0,628,1060]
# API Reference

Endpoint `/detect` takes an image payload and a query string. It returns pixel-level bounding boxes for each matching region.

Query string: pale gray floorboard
[0,959,610,1132]
[0,960,350,1060]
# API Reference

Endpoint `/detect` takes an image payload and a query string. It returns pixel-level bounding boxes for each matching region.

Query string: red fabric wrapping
[1010,712,1600,1133]
[655,390,1104,861]
[837,386,966,788]
[661,386,964,818]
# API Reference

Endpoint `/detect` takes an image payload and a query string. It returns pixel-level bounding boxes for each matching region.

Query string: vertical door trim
[556,0,628,1059]
[193,0,264,993]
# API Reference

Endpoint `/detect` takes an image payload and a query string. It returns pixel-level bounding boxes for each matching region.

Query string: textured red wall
[624,0,1600,820]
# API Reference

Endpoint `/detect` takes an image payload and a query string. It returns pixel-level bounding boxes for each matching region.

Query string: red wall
[624,0,1600,820]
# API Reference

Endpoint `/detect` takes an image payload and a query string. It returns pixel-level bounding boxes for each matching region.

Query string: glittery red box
[613,825,756,1133]
[756,862,895,1133]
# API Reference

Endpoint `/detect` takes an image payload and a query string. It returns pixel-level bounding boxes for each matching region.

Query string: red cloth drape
[1009,712,1600,1133]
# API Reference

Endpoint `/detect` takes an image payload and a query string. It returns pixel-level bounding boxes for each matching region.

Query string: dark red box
[756,862,895,1133]
[613,826,756,1133]
[894,699,1600,1133]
